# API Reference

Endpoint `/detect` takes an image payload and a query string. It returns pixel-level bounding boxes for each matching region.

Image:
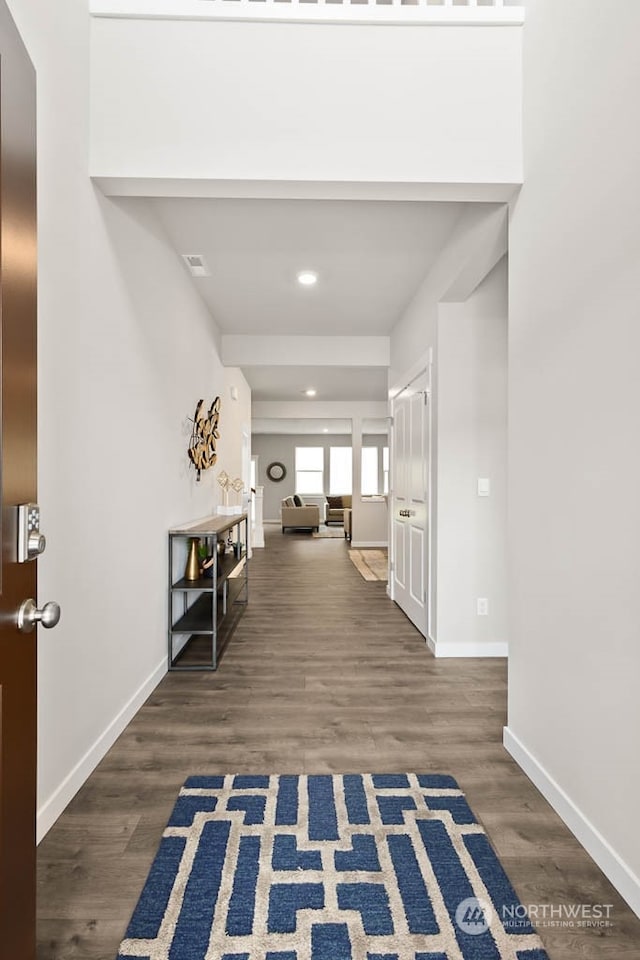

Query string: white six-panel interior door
[391,371,429,636]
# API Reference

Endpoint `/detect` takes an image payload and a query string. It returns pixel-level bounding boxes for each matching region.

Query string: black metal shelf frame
[168,514,249,671]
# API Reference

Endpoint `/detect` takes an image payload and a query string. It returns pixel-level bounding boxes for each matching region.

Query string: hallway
[37,530,640,959]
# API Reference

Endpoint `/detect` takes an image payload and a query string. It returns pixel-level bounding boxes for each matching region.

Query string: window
[361,447,379,496]
[329,447,352,495]
[361,446,389,495]
[295,446,324,494]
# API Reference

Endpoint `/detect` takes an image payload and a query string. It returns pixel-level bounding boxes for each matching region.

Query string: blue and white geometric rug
[117,773,549,960]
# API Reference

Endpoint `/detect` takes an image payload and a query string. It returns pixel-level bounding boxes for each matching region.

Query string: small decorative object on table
[216,471,244,515]
[184,537,201,581]
[199,538,226,579]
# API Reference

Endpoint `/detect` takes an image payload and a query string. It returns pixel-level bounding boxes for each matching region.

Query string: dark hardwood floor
[37,527,640,959]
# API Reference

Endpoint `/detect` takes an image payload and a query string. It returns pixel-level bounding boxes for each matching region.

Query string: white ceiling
[242,365,388,402]
[153,196,464,407]
[154,197,463,336]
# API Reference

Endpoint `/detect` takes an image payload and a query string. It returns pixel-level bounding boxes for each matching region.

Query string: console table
[168,513,249,671]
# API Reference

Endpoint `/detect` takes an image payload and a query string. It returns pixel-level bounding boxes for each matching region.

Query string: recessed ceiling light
[297,270,318,286]
[304,389,317,397]
[323,428,329,433]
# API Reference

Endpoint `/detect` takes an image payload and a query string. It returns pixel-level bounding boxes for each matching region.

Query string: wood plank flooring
[36,528,640,959]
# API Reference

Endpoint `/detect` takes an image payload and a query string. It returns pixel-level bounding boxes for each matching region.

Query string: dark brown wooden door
[0,3,38,957]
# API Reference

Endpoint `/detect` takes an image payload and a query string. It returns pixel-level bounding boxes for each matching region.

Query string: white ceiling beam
[222,336,390,368]
[92,177,521,203]
[253,400,389,419]
[90,1,524,27]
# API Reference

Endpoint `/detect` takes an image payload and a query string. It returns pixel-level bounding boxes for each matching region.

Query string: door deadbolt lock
[17,599,61,633]
[17,503,46,562]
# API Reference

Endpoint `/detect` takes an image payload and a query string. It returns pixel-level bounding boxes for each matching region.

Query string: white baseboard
[504,726,640,918]
[36,656,167,843]
[432,640,508,658]
[426,634,437,655]
[351,540,388,549]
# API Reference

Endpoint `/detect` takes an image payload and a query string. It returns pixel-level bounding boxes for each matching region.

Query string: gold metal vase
[184,537,201,581]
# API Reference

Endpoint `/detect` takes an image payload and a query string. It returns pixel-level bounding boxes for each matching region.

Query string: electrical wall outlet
[476,598,489,616]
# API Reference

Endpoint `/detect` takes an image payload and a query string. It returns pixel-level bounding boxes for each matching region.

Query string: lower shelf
[169,576,247,671]
[171,593,216,634]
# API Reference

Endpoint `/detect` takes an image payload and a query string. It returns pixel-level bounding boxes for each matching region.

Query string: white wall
[89,18,521,188]
[507,0,640,913]
[390,204,507,385]
[390,205,507,650]
[352,499,387,548]
[436,259,507,655]
[5,0,236,840]
[219,367,252,510]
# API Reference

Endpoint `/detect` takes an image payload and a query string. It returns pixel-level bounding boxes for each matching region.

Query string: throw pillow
[293,494,303,507]
[326,495,343,509]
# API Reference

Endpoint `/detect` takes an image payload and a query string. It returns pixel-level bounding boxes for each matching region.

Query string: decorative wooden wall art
[188,397,221,480]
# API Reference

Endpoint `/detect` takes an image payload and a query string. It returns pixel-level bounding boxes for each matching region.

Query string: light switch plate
[477,478,491,497]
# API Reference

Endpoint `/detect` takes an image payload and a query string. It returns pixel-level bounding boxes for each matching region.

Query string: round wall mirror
[266,461,287,482]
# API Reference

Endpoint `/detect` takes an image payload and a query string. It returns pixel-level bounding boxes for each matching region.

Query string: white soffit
[252,418,352,435]
[251,418,388,435]
[153,197,463,336]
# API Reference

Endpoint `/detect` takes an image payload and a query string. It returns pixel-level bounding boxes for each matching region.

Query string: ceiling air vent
[181,254,210,278]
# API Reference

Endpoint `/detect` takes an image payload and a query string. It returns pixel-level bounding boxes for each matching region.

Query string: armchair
[325,494,352,525]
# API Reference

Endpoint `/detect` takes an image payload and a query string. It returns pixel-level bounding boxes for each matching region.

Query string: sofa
[325,494,352,525]
[281,496,320,533]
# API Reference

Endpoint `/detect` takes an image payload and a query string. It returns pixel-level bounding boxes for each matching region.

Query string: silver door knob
[17,598,61,633]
